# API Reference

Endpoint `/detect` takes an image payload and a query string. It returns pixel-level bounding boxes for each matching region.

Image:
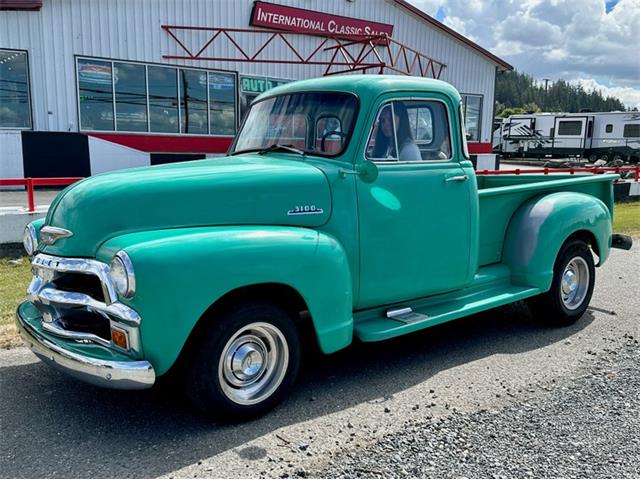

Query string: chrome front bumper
[16,304,155,390]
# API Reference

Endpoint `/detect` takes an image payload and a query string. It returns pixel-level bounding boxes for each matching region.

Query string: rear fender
[97,226,353,376]
[502,192,611,291]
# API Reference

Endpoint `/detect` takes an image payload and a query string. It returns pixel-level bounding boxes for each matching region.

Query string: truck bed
[477,174,616,266]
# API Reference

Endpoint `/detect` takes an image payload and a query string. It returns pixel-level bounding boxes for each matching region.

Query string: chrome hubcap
[560,257,589,310]
[219,322,289,405]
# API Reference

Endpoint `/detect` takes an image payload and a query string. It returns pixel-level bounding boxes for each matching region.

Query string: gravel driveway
[1,245,638,478]
[311,336,639,478]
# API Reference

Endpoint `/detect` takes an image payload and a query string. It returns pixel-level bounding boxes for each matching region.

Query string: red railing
[1,167,637,214]
[0,177,83,212]
[476,166,640,182]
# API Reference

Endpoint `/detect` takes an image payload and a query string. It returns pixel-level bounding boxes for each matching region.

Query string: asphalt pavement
[1,244,638,478]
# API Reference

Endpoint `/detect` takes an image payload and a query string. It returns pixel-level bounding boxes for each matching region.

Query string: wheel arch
[502,191,611,291]
[183,282,317,356]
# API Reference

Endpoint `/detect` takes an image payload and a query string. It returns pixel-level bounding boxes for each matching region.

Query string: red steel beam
[161,25,447,79]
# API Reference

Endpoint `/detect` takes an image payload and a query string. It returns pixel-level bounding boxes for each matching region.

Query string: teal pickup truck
[17,76,632,420]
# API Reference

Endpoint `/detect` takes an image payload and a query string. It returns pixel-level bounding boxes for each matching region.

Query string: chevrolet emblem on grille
[40,226,74,245]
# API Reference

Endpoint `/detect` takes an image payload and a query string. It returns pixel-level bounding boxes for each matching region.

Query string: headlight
[23,223,37,256]
[109,251,136,299]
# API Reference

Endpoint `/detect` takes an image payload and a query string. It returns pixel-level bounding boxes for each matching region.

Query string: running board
[354,278,541,343]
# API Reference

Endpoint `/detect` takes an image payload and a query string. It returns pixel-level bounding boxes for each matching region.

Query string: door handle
[444,174,468,182]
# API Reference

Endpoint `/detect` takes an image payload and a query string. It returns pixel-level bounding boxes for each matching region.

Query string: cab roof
[257,74,462,104]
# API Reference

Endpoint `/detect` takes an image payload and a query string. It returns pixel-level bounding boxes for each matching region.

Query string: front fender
[502,192,611,291]
[97,226,353,376]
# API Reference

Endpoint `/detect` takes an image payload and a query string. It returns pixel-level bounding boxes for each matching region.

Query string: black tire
[186,301,301,422]
[527,239,595,326]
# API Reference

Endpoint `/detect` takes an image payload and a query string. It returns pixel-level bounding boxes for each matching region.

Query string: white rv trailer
[495,111,640,162]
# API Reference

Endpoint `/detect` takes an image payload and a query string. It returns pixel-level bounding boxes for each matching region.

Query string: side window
[623,124,639,138]
[366,104,397,161]
[366,100,452,162]
[557,120,583,136]
[605,124,613,134]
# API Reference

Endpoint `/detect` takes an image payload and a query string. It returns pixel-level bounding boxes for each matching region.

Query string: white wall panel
[0,0,504,142]
[0,132,25,178]
[88,136,150,175]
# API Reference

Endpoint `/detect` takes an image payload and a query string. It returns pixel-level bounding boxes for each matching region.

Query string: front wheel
[186,302,301,421]
[527,239,595,326]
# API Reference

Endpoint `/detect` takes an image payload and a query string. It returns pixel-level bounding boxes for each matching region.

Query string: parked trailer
[494,112,640,162]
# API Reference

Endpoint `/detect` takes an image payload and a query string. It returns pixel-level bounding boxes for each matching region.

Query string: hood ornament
[40,226,74,245]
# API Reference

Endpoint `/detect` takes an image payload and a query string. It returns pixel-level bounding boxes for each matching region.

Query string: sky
[407,0,640,109]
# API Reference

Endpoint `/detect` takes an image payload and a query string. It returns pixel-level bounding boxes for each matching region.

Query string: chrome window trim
[364,96,455,164]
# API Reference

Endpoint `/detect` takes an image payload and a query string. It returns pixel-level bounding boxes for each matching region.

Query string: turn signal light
[111,329,129,350]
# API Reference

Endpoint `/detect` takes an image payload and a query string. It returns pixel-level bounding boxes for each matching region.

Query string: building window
[605,124,613,133]
[179,69,208,134]
[209,72,236,135]
[115,62,147,132]
[557,120,583,136]
[76,57,237,135]
[461,94,482,142]
[0,49,32,129]
[148,66,179,133]
[623,124,640,138]
[78,58,114,131]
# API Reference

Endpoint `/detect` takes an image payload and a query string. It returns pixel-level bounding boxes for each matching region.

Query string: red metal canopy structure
[161,25,447,78]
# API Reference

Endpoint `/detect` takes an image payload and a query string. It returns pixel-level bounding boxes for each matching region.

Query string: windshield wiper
[258,144,305,156]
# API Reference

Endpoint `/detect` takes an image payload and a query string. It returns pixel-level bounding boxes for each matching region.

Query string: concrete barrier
[0,206,48,245]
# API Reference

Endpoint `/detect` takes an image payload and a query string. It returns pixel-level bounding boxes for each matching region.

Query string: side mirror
[339,160,378,183]
[357,160,379,183]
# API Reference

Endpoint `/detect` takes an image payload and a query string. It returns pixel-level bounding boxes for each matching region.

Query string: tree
[495,70,626,114]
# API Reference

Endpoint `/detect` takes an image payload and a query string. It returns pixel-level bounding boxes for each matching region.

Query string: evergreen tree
[495,70,626,117]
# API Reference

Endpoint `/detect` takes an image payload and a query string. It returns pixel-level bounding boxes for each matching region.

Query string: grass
[613,201,640,237]
[0,202,638,349]
[0,257,32,349]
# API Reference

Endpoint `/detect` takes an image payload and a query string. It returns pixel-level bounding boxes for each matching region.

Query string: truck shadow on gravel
[0,302,597,478]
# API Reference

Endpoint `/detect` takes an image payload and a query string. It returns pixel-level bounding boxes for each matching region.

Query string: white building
[0,0,511,178]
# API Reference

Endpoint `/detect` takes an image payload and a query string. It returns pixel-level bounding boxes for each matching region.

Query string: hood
[41,154,332,257]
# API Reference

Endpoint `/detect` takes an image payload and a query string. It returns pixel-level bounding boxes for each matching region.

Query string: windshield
[232,92,358,157]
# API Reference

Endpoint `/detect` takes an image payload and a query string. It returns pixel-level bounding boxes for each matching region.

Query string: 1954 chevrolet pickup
[17,75,633,420]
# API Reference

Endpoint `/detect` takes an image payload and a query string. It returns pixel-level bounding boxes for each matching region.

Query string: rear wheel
[186,302,301,421]
[527,239,595,326]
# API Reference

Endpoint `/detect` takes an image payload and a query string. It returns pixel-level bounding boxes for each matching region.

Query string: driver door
[355,96,473,309]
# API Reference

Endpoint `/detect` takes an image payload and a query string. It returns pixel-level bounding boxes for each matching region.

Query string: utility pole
[542,78,551,111]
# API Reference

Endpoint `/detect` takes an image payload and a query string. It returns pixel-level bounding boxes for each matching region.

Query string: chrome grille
[28,253,142,355]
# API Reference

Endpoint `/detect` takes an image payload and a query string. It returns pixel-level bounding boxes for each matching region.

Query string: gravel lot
[310,335,640,479]
[1,245,638,478]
